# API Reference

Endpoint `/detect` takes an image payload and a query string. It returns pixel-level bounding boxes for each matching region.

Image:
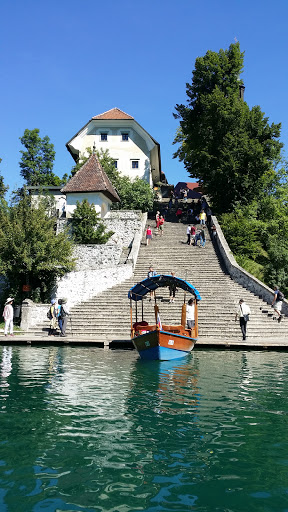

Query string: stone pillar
[20,299,33,331]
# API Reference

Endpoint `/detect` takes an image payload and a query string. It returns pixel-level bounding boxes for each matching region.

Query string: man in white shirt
[186,225,191,245]
[186,298,195,329]
[235,299,251,340]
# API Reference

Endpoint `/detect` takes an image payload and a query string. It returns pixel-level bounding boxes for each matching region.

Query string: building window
[100,133,108,141]
[132,161,139,169]
[122,133,129,141]
[114,160,118,169]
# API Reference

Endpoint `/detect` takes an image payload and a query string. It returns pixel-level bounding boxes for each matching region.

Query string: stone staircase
[33,216,287,342]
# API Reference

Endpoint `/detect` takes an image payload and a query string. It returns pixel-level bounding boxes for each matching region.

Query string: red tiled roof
[61,154,120,203]
[92,108,134,120]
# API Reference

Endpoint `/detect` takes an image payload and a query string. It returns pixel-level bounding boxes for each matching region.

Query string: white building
[66,107,163,186]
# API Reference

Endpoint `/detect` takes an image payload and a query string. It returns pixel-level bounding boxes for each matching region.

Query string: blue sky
[1,0,288,196]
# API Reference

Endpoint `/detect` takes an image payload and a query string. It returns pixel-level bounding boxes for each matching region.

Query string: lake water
[0,346,288,512]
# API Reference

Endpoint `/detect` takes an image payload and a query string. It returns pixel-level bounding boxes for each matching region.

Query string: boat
[128,274,201,360]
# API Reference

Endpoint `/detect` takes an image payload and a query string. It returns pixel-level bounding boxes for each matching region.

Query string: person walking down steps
[235,299,251,341]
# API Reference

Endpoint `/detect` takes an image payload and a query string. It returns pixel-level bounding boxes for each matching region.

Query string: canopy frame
[128,274,202,302]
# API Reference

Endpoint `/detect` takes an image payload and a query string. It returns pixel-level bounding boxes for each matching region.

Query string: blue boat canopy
[128,274,202,302]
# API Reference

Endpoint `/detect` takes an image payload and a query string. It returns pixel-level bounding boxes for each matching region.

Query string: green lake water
[1,346,288,512]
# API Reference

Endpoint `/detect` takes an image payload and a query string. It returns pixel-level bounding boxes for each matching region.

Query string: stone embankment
[20,204,288,348]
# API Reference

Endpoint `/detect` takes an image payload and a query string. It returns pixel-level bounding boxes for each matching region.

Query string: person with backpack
[58,298,69,337]
[272,286,284,322]
[48,299,58,336]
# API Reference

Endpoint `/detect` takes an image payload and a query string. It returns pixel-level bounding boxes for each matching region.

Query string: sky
[1,0,288,197]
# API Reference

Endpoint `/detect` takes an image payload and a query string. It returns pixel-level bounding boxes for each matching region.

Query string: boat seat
[162,324,188,335]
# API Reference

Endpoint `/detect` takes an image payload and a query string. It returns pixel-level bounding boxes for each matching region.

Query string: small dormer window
[122,133,129,141]
[101,133,108,141]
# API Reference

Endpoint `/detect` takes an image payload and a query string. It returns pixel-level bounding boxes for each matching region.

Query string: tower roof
[61,154,120,203]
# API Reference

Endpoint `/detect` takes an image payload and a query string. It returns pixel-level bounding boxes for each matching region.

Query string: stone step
[30,218,284,340]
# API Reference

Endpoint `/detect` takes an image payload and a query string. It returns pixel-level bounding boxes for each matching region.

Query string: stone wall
[73,245,122,270]
[212,215,288,315]
[56,264,133,309]
[103,210,143,248]
[57,210,143,250]
[21,300,50,331]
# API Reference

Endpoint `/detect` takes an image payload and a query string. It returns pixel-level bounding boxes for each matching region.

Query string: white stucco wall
[30,191,66,216]
[69,120,157,186]
[65,191,112,218]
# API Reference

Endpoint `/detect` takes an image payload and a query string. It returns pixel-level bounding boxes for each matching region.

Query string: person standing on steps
[272,285,284,322]
[155,211,160,228]
[199,225,206,247]
[157,215,164,236]
[186,225,191,245]
[190,225,196,245]
[235,299,251,340]
[3,297,14,337]
[146,225,153,246]
[169,272,177,303]
[147,266,157,301]
[199,210,207,226]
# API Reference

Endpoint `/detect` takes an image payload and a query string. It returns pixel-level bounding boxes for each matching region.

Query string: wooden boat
[128,274,201,360]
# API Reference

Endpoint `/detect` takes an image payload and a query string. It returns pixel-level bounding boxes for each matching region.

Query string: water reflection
[1,347,288,512]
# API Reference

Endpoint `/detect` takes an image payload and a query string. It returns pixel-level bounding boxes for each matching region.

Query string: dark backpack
[47,308,52,320]
[278,291,284,301]
[60,305,67,319]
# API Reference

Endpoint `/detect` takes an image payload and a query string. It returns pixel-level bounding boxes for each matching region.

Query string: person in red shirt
[146,225,152,246]
[157,215,164,236]
[190,225,196,245]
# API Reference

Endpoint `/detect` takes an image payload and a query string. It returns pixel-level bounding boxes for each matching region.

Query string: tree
[112,175,154,212]
[19,128,66,186]
[173,43,283,213]
[0,158,8,199]
[71,199,113,244]
[0,190,75,303]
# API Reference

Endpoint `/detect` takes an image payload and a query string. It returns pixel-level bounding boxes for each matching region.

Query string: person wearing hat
[58,298,69,337]
[3,297,14,337]
[235,299,251,341]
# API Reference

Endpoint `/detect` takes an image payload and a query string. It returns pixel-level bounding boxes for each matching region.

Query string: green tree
[71,199,113,244]
[112,175,154,212]
[0,190,75,302]
[19,128,66,186]
[0,158,8,199]
[173,42,283,213]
